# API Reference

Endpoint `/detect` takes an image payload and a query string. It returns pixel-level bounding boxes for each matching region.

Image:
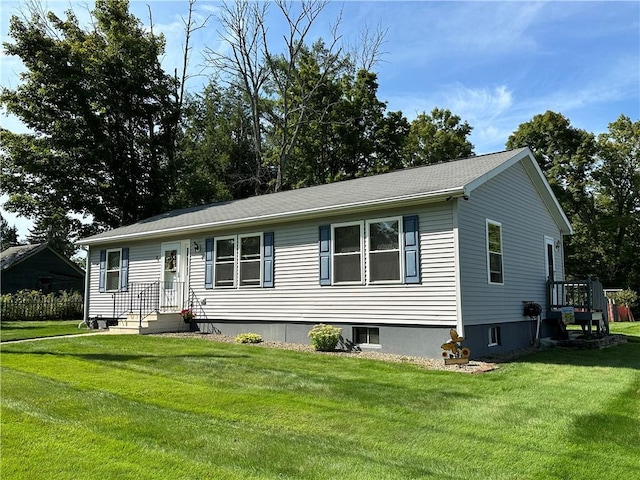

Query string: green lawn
[0,320,92,342]
[1,333,639,480]
[609,321,640,338]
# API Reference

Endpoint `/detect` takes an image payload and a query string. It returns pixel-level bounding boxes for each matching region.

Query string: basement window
[354,327,380,347]
[488,326,501,347]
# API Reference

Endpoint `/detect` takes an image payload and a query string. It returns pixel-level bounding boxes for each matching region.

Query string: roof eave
[77,188,467,246]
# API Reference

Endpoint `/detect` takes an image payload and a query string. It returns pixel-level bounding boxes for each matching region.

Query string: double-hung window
[486,220,504,284]
[333,223,363,284]
[239,234,262,287]
[99,247,129,293]
[106,249,122,291]
[367,218,401,283]
[320,215,419,286]
[206,232,273,289]
[214,237,236,288]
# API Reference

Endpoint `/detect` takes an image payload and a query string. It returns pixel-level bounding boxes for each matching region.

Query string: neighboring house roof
[79,147,573,246]
[1,243,48,271]
[1,242,85,275]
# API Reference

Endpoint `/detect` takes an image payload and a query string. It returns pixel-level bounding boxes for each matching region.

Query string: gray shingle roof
[80,148,530,245]
[1,243,46,270]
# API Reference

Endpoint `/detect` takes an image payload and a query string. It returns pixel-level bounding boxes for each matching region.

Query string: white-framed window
[105,249,122,292]
[354,327,381,346]
[214,236,236,288]
[367,217,402,283]
[486,219,504,284]
[488,326,501,347]
[239,234,262,287]
[213,233,264,288]
[332,222,363,284]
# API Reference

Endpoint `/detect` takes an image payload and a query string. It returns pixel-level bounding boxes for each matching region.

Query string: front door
[160,241,189,309]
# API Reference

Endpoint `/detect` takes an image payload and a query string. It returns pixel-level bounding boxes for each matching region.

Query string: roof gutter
[77,187,467,246]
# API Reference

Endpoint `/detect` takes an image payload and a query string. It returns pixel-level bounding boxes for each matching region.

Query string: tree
[506,111,596,223]
[1,0,181,233]
[26,207,78,259]
[403,108,474,167]
[592,115,640,291]
[0,214,20,251]
[205,0,389,193]
[506,111,639,296]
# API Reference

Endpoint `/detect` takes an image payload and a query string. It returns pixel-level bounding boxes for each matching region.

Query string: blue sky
[1,0,639,240]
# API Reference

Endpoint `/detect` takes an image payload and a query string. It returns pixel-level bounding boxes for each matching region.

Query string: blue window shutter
[263,232,274,288]
[120,248,129,292]
[99,249,106,293]
[205,238,214,289]
[403,215,420,284]
[319,225,331,286]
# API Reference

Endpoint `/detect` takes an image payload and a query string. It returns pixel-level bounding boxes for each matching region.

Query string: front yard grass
[1,333,639,479]
[0,320,92,342]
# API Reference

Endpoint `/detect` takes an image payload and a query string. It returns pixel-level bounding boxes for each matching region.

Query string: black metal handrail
[188,287,208,321]
[112,282,161,325]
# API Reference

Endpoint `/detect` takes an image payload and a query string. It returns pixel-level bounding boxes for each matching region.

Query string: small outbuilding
[0,243,85,294]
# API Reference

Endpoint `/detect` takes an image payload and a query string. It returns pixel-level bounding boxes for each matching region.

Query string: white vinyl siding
[187,203,458,327]
[458,161,565,326]
[88,241,165,318]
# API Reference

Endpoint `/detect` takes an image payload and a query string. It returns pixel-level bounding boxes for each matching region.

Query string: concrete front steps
[108,311,191,335]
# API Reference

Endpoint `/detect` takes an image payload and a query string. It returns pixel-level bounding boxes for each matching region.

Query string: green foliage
[1,290,83,321]
[235,333,263,344]
[1,0,181,232]
[507,111,640,295]
[607,289,638,307]
[307,323,342,351]
[0,214,20,250]
[403,108,474,167]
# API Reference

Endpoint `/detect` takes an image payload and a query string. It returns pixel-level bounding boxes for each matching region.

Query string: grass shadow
[0,348,249,362]
[487,340,640,369]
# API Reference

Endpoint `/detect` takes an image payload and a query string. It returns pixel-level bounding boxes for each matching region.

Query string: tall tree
[26,207,78,259]
[506,111,596,223]
[403,108,474,167]
[506,111,639,296]
[1,0,181,232]
[0,214,20,251]
[592,115,640,291]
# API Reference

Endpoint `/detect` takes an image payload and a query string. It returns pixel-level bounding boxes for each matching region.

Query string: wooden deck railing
[546,277,608,333]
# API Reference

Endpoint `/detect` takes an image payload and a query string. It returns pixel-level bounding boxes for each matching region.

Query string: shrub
[235,333,263,344]
[308,323,342,351]
[0,290,83,321]
[607,289,638,307]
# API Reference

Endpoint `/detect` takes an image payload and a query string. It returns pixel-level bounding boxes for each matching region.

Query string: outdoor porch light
[555,240,561,251]
[193,241,200,252]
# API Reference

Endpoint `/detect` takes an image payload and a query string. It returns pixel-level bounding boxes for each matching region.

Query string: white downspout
[82,245,91,326]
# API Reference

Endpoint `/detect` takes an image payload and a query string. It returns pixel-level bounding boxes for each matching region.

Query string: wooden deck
[546,278,609,335]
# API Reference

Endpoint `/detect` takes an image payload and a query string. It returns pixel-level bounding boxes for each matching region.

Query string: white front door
[160,241,189,309]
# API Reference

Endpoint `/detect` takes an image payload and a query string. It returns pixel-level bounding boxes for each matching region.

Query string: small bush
[235,333,263,344]
[308,323,342,351]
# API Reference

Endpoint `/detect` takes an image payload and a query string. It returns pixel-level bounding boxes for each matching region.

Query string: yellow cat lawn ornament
[441,329,470,365]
